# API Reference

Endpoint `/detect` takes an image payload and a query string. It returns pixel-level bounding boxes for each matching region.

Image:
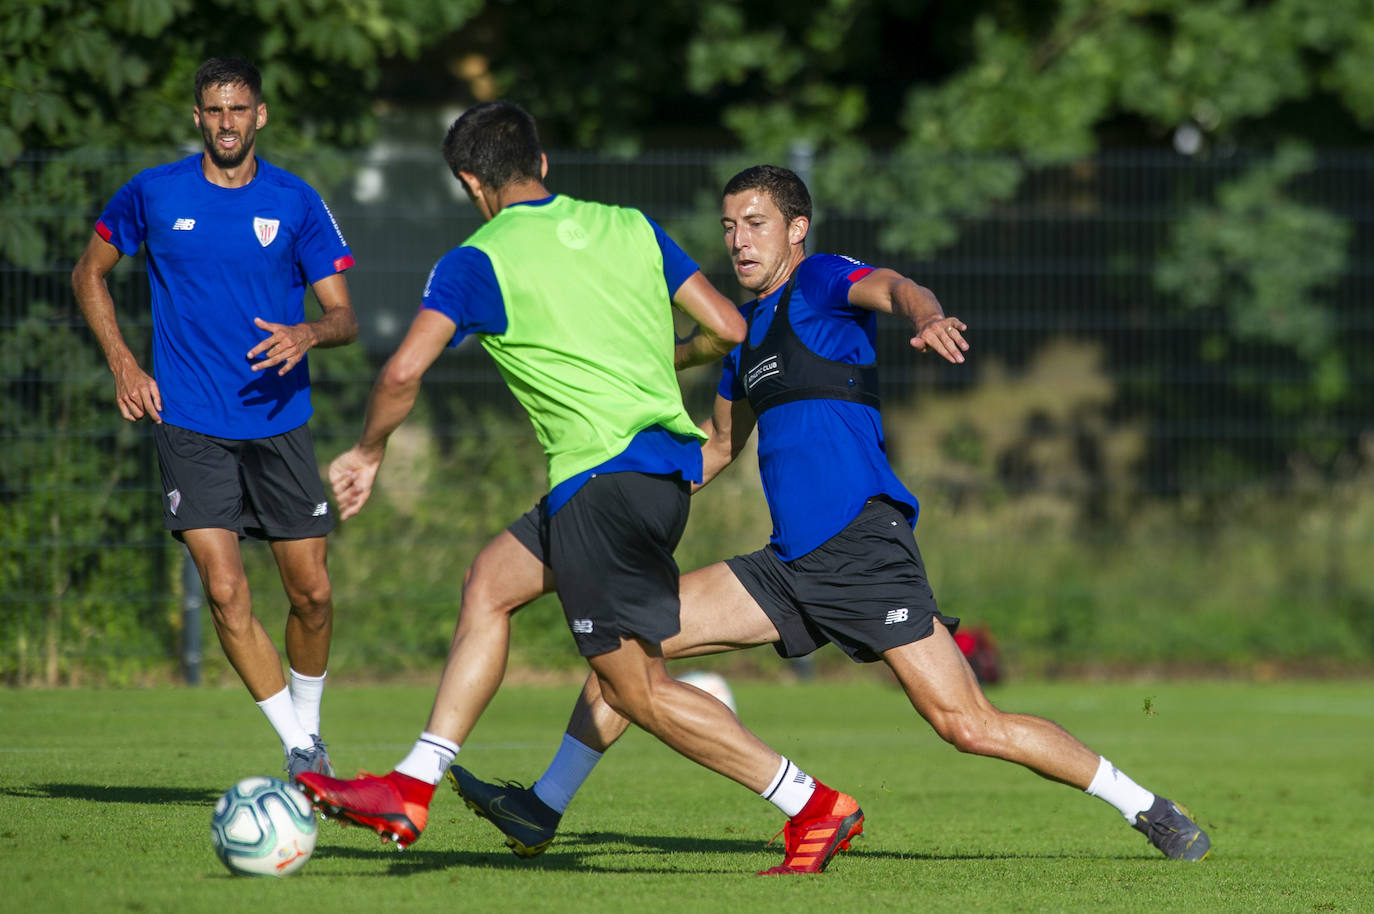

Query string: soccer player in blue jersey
[447,165,1212,865]
[295,103,861,875]
[71,58,358,780]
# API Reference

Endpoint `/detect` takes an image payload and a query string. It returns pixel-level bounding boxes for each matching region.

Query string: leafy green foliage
[0,302,172,685]
[666,0,1374,257]
[7,1,1374,680]
[1156,144,1349,389]
[0,0,483,269]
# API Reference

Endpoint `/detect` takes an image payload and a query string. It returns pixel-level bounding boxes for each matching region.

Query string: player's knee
[596,680,661,732]
[595,679,633,720]
[460,569,523,620]
[202,574,249,621]
[936,711,1004,757]
[285,576,332,620]
[288,589,332,630]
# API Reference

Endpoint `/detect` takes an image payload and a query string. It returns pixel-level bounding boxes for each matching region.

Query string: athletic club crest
[253,217,280,247]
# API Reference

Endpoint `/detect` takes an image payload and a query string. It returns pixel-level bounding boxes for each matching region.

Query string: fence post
[181,546,203,685]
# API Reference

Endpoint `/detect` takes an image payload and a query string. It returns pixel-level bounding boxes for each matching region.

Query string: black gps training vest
[738,274,881,416]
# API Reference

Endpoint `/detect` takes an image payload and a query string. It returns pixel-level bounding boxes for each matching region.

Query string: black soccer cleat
[1133,795,1211,861]
[447,764,562,858]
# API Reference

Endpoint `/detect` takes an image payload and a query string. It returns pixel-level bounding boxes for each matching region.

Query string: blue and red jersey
[719,253,919,560]
[96,154,354,439]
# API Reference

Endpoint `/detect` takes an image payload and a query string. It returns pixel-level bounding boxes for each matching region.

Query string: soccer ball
[210,776,318,877]
[675,669,737,713]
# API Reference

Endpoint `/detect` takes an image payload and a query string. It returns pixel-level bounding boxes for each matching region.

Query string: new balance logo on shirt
[172,218,195,231]
[884,608,909,625]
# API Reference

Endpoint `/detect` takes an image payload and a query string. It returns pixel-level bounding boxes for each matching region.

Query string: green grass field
[2,677,1371,913]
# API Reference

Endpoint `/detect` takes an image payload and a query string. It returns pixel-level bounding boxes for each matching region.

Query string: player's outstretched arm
[249,272,360,375]
[330,308,453,520]
[71,233,163,423]
[672,271,747,369]
[850,268,968,364]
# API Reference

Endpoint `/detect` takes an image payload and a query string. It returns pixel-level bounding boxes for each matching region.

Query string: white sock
[532,734,604,814]
[289,668,326,737]
[760,756,816,818]
[394,732,460,785]
[256,687,313,753]
[1085,756,1156,821]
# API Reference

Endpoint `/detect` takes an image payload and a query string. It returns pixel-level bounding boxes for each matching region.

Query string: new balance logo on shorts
[884,608,909,625]
[312,502,329,517]
[571,619,594,634]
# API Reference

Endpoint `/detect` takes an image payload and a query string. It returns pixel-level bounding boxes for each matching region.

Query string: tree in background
[379,0,1372,489]
[7,0,1374,679]
[676,0,1371,490]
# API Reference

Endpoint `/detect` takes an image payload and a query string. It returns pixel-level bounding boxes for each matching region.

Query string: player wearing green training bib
[298,102,864,876]
[462,192,704,494]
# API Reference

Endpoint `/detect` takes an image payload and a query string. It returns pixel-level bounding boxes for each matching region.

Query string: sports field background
[8,146,1374,686]
[2,678,1370,912]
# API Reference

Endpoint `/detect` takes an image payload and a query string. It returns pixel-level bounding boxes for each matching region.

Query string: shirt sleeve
[797,253,876,317]
[94,178,147,257]
[294,189,355,282]
[421,246,508,347]
[644,215,700,297]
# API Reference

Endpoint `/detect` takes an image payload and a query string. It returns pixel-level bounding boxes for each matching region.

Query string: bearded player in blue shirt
[446,165,1211,869]
[72,58,358,780]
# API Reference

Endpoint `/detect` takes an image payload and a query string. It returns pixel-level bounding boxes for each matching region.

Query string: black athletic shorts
[507,472,690,657]
[726,497,959,663]
[154,422,333,541]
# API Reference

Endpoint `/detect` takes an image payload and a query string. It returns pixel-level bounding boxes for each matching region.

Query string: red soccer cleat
[758,782,864,875]
[295,770,432,848]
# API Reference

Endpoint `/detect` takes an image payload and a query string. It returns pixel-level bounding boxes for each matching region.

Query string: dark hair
[441,101,543,189]
[722,165,812,226]
[194,57,262,107]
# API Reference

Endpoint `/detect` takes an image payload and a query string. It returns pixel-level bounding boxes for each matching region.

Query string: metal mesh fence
[4,146,1371,680]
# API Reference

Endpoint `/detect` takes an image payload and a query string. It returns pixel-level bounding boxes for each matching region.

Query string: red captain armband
[333,254,356,272]
[95,220,113,242]
[846,266,874,283]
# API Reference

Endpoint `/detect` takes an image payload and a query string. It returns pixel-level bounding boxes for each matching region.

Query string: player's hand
[248,317,318,375]
[911,315,968,364]
[112,360,163,423]
[328,445,383,520]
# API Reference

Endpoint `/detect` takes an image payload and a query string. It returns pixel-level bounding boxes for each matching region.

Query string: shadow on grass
[1,782,224,805]
[311,829,767,876]
[309,828,1126,876]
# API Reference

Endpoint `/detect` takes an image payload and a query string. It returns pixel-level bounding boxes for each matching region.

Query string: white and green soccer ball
[210,776,318,877]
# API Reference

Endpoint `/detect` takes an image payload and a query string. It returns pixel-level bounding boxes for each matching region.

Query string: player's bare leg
[588,635,780,790]
[451,559,785,849]
[270,536,333,678]
[587,636,860,875]
[882,620,1099,786]
[271,535,335,776]
[184,527,285,700]
[426,529,553,743]
[885,620,1210,859]
[295,529,552,848]
[570,560,780,750]
[185,526,321,773]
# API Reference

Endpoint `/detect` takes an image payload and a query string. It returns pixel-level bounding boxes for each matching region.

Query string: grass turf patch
[1,678,1370,912]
